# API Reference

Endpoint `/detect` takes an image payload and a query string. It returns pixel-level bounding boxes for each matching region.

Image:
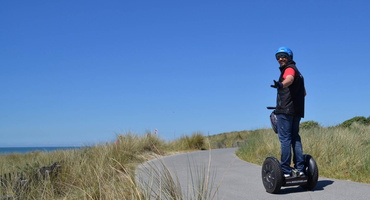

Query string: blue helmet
[275,47,293,60]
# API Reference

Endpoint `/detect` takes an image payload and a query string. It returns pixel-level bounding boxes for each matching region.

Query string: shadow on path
[315,180,335,190]
[277,180,334,195]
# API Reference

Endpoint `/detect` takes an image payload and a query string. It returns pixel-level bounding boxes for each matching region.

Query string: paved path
[136,148,370,200]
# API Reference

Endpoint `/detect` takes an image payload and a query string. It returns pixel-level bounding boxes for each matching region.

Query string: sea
[0,146,81,155]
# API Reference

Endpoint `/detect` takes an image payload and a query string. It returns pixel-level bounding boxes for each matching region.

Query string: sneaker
[284,174,291,178]
[291,169,304,177]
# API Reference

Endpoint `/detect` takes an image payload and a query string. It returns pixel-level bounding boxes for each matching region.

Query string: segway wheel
[262,157,283,194]
[302,154,319,190]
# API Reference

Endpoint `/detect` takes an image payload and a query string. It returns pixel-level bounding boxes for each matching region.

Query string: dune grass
[236,123,370,183]
[136,150,218,200]
[1,123,369,199]
[206,130,249,149]
[0,132,214,199]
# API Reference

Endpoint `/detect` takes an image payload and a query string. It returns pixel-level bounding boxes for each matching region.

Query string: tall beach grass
[236,123,370,183]
[1,123,369,199]
[136,151,218,200]
[0,132,214,199]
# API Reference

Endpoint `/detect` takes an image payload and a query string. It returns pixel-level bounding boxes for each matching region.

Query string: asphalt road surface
[136,148,370,200]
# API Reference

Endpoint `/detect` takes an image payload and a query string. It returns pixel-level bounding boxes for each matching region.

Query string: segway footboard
[284,176,308,187]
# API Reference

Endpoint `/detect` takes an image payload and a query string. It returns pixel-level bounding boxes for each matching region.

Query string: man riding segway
[271,46,306,178]
[262,47,318,193]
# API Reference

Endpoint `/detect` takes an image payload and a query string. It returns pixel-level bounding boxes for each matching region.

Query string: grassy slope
[0,133,210,199]
[1,124,369,199]
[235,124,370,183]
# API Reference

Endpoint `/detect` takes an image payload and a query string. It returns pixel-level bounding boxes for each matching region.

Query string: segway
[261,107,319,194]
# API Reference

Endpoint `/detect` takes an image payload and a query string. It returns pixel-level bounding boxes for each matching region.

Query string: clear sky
[1,0,369,147]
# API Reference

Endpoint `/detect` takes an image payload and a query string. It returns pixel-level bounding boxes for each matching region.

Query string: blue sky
[1,0,369,147]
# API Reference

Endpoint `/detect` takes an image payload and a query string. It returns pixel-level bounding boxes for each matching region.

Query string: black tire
[302,154,319,190]
[262,157,283,194]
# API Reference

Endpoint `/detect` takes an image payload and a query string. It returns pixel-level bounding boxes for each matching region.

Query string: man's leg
[292,116,305,172]
[276,114,293,174]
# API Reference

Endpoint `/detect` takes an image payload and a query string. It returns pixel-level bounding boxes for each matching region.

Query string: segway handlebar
[266,107,276,110]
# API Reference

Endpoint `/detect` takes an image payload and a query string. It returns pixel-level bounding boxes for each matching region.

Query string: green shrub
[300,120,321,129]
[341,116,370,127]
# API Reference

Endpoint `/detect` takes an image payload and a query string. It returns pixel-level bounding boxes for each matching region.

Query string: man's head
[275,47,293,66]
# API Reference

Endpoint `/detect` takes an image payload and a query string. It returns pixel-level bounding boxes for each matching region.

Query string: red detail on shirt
[283,68,295,79]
